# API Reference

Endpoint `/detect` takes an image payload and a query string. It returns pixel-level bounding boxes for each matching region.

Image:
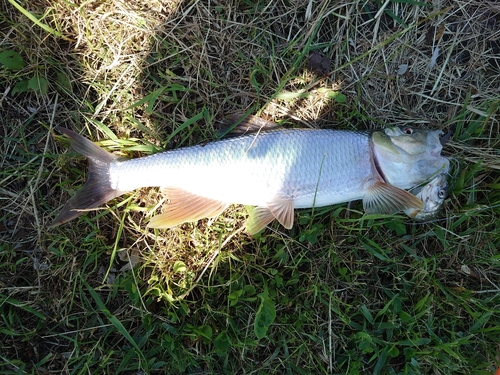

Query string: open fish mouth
[412,170,449,221]
[439,127,454,146]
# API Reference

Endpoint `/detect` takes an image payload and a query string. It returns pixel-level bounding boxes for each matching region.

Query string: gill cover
[372,126,449,190]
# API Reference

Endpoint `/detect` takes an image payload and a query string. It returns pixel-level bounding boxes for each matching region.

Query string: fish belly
[110,129,377,209]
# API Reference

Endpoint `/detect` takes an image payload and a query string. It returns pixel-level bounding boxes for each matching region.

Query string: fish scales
[110,129,375,209]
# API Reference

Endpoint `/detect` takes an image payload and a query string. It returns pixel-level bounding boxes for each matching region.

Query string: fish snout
[439,126,455,146]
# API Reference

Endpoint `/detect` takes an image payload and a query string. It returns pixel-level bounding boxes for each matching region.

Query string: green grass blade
[84,282,147,366]
[7,0,63,38]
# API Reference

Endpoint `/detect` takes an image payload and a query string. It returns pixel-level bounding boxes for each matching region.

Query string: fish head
[413,173,448,220]
[372,126,449,189]
[374,126,443,158]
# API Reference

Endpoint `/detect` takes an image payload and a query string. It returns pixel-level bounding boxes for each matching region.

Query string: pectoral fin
[363,181,424,218]
[148,188,229,228]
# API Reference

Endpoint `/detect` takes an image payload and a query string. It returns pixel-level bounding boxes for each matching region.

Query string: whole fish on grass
[50,117,449,234]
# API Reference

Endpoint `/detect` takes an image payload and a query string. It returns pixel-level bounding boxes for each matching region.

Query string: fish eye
[438,189,446,199]
[403,127,414,135]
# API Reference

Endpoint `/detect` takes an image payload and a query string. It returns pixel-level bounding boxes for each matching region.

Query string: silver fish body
[112,129,377,209]
[51,122,449,233]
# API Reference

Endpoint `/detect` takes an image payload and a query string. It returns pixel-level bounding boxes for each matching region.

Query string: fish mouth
[439,126,455,146]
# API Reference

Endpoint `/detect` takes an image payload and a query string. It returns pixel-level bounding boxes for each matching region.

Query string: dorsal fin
[218,113,281,139]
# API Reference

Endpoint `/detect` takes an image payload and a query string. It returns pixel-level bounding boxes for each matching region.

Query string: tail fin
[49,127,124,228]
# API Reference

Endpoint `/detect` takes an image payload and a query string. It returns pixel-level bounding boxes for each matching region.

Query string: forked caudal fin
[49,127,125,228]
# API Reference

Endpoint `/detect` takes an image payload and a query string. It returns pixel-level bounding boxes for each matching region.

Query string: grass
[1,0,500,373]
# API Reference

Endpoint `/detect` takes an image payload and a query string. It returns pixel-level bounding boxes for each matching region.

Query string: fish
[411,171,449,221]
[50,117,450,234]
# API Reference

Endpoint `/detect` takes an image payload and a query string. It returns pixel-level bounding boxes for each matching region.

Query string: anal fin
[363,181,424,218]
[148,188,229,229]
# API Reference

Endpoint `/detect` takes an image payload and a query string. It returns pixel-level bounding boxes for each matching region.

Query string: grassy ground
[1,0,500,373]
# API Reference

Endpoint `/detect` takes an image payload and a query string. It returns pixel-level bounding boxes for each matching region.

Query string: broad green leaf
[332,92,346,103]
[228,289,244,306]
[404,347,416,359]
[214,331,231,356]
[173,260,187,273]
[0,50,25,70]
[56,71,71,91]
[399,311,412,323]
[388,346,400,358]
[244,284,256,295]
[318,88,346,103]
[28,76,48,94]
[12,79,30,95]
[196,324,213,340]
[12,76,48,95]
[254,290,276,339]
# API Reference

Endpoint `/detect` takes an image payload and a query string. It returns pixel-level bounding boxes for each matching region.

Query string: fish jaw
[412,171,449,220]
[372,127,449,189]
